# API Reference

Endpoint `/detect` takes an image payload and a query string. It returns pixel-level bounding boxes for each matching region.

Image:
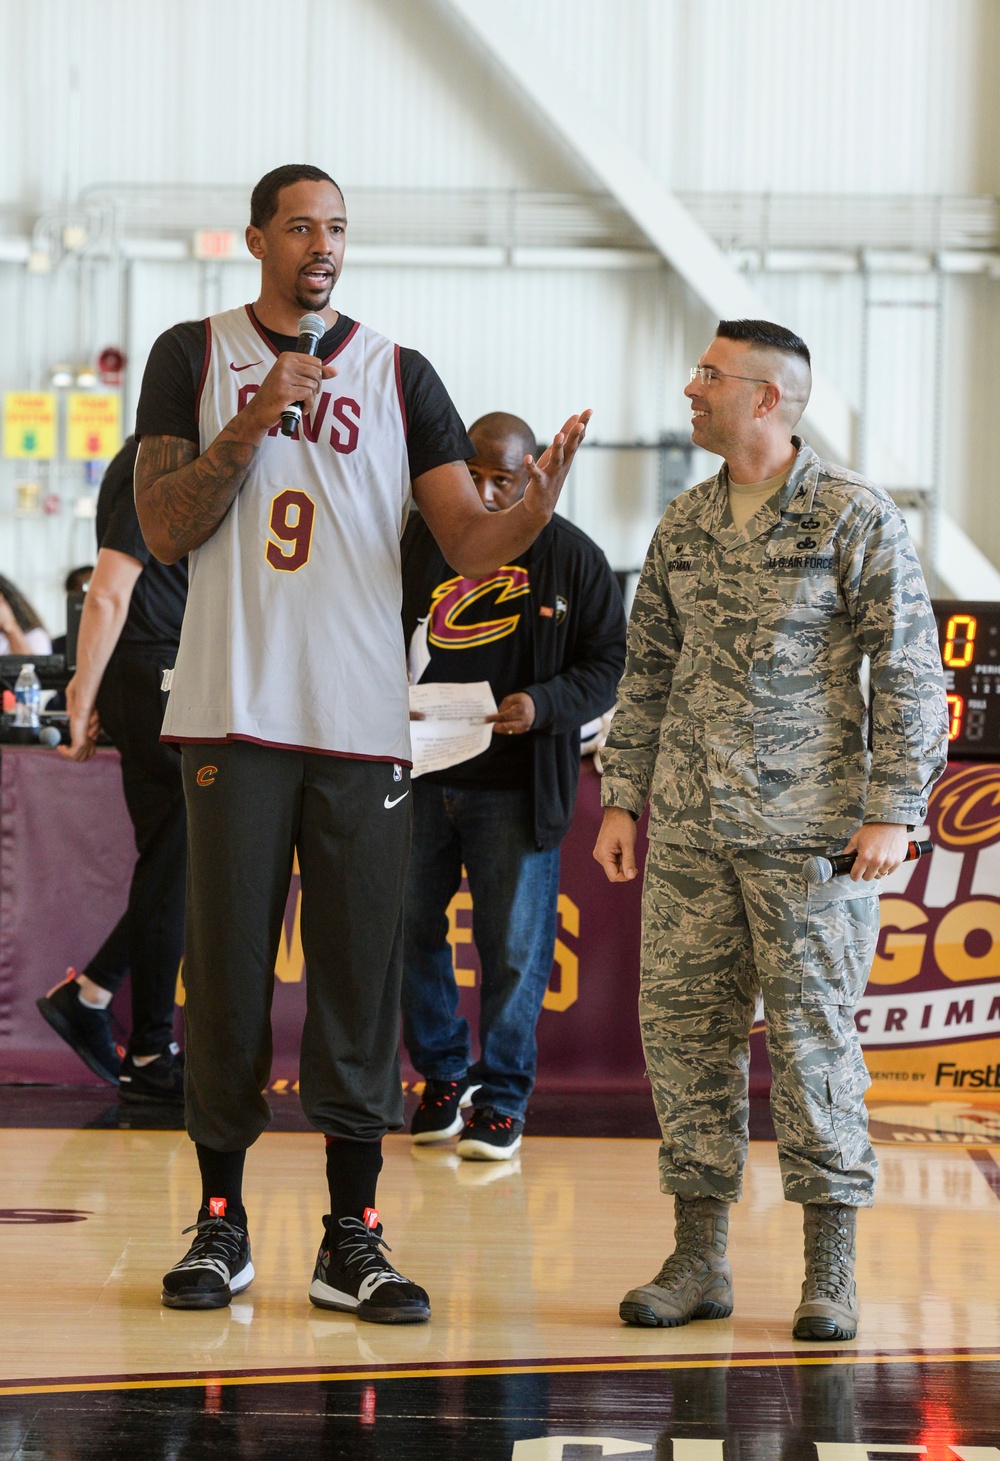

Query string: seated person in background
[50,565,94,659]
[0,575,51,656]
[64,566,93,596]
[400,412,627,1159]
[49,567,94,709]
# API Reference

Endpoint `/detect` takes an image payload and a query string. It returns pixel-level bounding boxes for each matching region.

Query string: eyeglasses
[689,365,770,387]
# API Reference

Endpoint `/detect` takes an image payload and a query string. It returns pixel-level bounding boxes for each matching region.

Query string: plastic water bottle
[13,663,41,729]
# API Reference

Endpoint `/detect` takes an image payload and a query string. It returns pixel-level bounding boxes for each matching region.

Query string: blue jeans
[401,781,561,1121]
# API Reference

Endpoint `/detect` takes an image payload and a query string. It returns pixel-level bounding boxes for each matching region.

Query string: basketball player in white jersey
[134,164,590,1322]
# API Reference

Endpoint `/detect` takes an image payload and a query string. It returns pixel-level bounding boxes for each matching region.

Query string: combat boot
[619,1195,733,1327]
[792,1202,859,1341]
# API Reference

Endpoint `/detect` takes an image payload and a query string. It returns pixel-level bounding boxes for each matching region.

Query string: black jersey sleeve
[97,438,148,564]
[398,348,474,480]
[134,320,207,444]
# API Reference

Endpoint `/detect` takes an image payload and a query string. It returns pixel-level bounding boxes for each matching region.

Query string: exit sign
[193,230,240,260]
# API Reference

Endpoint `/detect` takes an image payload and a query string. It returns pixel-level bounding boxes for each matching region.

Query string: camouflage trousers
[640,842,880,1207]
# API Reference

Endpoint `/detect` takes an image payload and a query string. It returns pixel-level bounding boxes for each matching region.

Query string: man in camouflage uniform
[594,319,947,1340]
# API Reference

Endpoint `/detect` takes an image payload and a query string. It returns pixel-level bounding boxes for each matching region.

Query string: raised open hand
[521,410,592,521]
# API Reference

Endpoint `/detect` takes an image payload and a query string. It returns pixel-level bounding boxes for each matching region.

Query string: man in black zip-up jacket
[400,412,626,1158]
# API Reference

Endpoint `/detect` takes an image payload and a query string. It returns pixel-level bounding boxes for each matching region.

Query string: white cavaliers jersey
[161,305,412,760]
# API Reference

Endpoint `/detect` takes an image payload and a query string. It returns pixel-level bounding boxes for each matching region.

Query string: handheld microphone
[280,312,327,437]
[802,838,932,886]
[38,724,62,749]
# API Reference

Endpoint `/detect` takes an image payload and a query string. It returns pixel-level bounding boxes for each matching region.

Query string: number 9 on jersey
[266,488,316,572]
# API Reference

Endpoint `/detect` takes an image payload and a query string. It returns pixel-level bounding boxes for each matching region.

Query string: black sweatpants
[180,741,411,1151]
[86,646,186,1056]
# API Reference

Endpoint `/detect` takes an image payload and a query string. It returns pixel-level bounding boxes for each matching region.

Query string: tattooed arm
[134,349,337,564]
[135,429,257,564]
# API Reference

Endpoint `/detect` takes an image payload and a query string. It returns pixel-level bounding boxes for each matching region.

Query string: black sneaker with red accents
[410,1079,477,1144]
[161,1199,254,1310]
[456,1106,525,1161]
[309,1208,431,1324]
[36,970,123,1086]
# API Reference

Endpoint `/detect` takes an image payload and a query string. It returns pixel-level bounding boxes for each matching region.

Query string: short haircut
[468,412,538,460]
[64,565,93,593]
[716,318,811,367]
[249,165,343,228]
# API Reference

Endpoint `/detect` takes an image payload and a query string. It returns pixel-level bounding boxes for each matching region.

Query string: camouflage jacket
[601,439,948,848]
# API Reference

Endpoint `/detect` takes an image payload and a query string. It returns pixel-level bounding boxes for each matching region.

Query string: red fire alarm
[97,346,127,386]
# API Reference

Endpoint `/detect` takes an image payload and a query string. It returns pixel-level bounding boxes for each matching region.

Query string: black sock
[325,1136,383,1227]
[195,1143,247,1228]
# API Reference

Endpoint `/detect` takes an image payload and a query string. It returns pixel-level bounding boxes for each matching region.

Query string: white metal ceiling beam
[435,0,1000,592]
[436,0,851,460]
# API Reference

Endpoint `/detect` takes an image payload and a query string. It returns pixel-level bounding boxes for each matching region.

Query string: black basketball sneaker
[309,1209,430,1324]
[161,1199,254,1309]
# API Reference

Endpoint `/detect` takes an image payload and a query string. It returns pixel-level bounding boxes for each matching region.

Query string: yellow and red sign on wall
[2,393,57,458]
[2,390,121,461]
[65,392,121,460]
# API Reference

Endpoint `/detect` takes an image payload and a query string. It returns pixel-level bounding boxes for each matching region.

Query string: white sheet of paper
[408,680,497,778]
[407,616,431,685]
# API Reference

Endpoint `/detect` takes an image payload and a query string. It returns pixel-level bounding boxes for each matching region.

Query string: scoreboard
[932,600,1000,758]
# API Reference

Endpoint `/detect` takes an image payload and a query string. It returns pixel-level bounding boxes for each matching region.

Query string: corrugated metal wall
[0,0,579,202]
[0,0,998,629]
[462,0,986,194]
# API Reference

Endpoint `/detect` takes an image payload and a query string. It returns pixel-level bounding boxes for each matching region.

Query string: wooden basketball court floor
[1,1087,999,1458]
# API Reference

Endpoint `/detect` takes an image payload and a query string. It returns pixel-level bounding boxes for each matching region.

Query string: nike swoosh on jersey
[229,359,263,371]
[384,792,410,809]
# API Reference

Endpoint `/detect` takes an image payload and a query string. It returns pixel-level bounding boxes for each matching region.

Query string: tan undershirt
[727,468,789,532]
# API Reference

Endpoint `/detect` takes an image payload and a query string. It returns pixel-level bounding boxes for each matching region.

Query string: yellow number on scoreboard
[943,613,977,669]
[946,693,964,741]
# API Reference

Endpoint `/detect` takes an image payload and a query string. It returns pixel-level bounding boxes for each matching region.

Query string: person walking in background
[37,436,187,1103]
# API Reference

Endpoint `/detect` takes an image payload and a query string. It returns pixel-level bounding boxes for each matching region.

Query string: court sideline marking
[3,1346,1000,1399]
